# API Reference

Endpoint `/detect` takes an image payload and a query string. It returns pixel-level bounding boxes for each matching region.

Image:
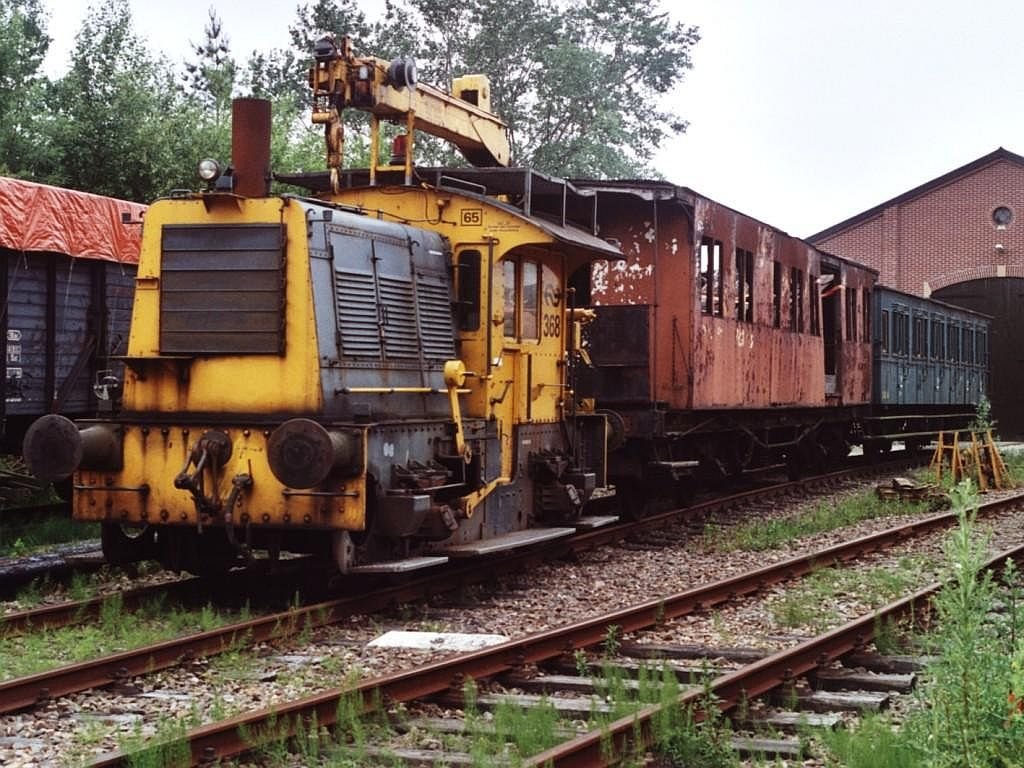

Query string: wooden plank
[731,736,805,759]
[543,656,720,682]
[396,716,580,740]
[843,652,933,674]
[619,641,766,663]
[813,668,916,693]
[790,690,890,713]
[738,711,844,733]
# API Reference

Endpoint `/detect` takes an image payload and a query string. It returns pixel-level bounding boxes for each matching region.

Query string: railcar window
[521,260,539,340]
[912,315,927,359]
[880,310,890,353]
[809,275,820,336]
[979,329,988,365]
[947,323,959,362]
[895,311,909,355]
[845,288,857,341]
[931,319,944,360]
[503,259,517,338]
[456,250,481,332]
[863,289,870,341]
[789,267,803,331]
[735,247,754,322]
[772,261,782,328]
[700,237,723,317]
[964,327,974,365]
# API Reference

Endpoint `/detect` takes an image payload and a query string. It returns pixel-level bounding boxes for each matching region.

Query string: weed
[653,677,738,768]
[602,624,621,659]
[820,480,1024,766]
[118,716,190,768]
[708,491,929,552]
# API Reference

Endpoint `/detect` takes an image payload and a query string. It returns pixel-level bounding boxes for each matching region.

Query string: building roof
[0,177,146,264]
[806,147,1024,243]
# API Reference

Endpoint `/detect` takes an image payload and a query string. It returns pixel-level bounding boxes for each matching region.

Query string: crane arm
[309,36,511,189]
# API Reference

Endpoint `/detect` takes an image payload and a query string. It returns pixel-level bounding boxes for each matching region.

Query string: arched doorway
[934,277,1024,438]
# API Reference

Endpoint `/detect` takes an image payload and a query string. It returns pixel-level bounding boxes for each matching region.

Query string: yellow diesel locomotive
[23,39,615,575]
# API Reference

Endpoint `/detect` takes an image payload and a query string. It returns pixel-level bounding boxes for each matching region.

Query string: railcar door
[820,268,841,397]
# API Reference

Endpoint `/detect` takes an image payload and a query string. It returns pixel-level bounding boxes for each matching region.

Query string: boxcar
[0,177,144,449]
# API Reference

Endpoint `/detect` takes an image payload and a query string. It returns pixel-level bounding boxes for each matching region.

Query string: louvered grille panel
[160,224,283,354]
[417,279,456,359]
[335,270,382,357]
[379,276,419,359]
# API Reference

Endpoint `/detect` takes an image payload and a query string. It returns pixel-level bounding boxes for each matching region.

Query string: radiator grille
[160,224,284,354]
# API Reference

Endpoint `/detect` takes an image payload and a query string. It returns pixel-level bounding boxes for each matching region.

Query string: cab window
[521,260,539,340]
[503,257,542,342]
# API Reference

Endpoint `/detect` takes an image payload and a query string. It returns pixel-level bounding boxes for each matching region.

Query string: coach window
[979,329,988,366]
[931,319,944,360]
[845,288,857,341]
[772,261,782,328]
[912,314,927,359]
[789,267,804,331]
[862,289,870,341]
[947,323,959,363]
[456,250,481,332]
[809,274,821,335]
[735,247,754,322]
[700,237,723,316]
[895,310,909,356]
[880,309,890,354]
[964,327,974,365]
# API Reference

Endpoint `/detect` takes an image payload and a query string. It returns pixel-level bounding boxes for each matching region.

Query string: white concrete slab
[367,630,509,652]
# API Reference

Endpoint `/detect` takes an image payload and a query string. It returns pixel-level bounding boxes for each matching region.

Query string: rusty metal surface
[87,484,1024,766]
[584,183,879,413]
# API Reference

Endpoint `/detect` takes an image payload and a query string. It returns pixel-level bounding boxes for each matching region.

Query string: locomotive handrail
[335,387,471,395]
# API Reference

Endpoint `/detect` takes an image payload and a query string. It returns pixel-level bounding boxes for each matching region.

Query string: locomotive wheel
[155,528,236,577]
[100,522,156,566]
[818,426,851,468]
[615,478,649,521]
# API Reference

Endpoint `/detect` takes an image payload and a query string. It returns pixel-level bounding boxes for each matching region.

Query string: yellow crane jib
[309,35,511,190]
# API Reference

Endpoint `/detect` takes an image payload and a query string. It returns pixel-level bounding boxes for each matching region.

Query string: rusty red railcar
[573,181,876,506]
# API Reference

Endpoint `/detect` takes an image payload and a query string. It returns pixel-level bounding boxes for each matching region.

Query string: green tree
[46,0,186,200]
[366,0,700,176]
[0,0,51,176]
[180,9,237,173]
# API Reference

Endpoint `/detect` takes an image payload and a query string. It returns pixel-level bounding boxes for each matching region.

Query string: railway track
[67,487,1024,766]
[0,456,933,713]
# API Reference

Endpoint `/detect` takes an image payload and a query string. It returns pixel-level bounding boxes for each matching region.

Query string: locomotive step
[348,556,450,574]
[440,527,577,557]
[573,515,620,530]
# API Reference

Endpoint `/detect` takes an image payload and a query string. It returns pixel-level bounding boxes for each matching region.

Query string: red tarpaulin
[0,177,146,264]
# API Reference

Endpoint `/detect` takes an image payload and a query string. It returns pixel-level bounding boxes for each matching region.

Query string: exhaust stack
[232,98,271,197]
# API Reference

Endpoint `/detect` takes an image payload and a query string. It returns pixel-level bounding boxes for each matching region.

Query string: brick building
[808,147,1024,436]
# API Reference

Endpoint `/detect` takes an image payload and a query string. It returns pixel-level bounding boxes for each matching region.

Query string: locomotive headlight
[197,158,222,182]
[267,419,363,489]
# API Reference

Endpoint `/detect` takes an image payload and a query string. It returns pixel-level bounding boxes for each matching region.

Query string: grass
[0,512,99,557]
[770,556,928,632]
[0,592,248,681]
[706,491,931,552]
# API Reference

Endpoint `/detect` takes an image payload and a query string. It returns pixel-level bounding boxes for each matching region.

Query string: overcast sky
[40,0,1024,237]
